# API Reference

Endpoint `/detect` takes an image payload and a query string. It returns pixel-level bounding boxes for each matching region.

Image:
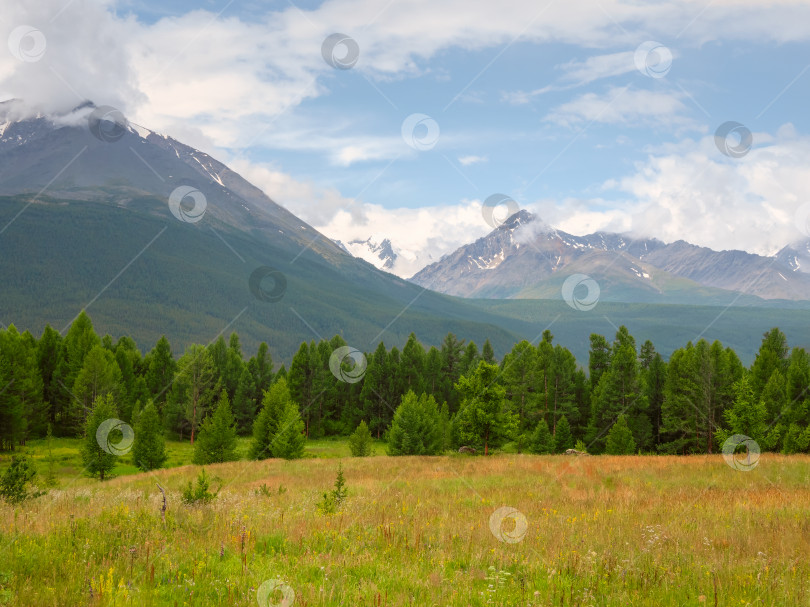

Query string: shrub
[0,455,41,504]
[317,462,348,514]
[181,468,218,504]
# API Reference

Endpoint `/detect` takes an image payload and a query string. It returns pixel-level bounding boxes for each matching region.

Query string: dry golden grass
[2,453,810,606]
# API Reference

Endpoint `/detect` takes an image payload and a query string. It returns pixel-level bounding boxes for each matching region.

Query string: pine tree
[82,394,119,480]
[0,325,43,449]
[387,391,443,455]
[554,415,574,453]
[54,311,100,435]
[530,418,554,454]
[192,390,238,464]
[605,414,636,455]
[348,420,373,456]
[168,344,217,443]
[132,401,167,471]
[501,340,537,433]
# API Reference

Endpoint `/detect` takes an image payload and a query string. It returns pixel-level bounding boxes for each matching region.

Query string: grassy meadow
[1,441,809,606]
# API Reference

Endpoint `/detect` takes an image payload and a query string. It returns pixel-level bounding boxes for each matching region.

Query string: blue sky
[3,0,810,276]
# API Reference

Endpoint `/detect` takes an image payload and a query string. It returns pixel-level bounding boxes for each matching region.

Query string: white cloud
[458,155,487,166]
[502,50,638,104]
[544,86,698,130]
[517,125,810,256]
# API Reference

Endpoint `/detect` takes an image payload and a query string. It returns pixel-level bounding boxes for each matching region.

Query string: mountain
[0,101,527,358]
[335,235,439,278]
[341,237,397,272]
[410,210,810,305]
[5,102,810,366]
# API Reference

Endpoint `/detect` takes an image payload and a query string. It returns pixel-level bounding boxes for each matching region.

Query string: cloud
[544,86,698,130]
[0,0,144,117]
[502,50,638,104]
[458,155,487,166]
[516,125,810,257]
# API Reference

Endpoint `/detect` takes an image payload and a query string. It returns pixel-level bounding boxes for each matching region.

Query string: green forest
[1,310,807,465]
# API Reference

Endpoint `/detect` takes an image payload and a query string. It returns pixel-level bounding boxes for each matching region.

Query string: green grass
[0,436,390,485]
[1,448,809,606]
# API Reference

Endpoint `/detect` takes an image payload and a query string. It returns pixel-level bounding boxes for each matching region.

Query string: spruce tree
[554,415,574,453]
[249,378,291,460]
[388,391,443,455]
[132,401,167,471]
[82,394,120,480]
[348,420,373,456]
[270,400,306,460]
[192,390,238,464]
[530,418,554,454]
[453,362,517,455]
[605,414,636,455]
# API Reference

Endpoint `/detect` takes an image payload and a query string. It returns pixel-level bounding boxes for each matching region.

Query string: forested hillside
[1,311,806,456]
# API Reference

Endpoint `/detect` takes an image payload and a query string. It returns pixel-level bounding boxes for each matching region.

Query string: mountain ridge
[409,209,810,305]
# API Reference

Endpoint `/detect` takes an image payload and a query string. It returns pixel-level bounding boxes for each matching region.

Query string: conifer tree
[82,394,120,480]
[348,420,373,456]
[193,390,238,464]
[605,414,636,455]
[132,401,167,471]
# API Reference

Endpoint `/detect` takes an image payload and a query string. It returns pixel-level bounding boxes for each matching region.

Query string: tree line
[1,311,808,461]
